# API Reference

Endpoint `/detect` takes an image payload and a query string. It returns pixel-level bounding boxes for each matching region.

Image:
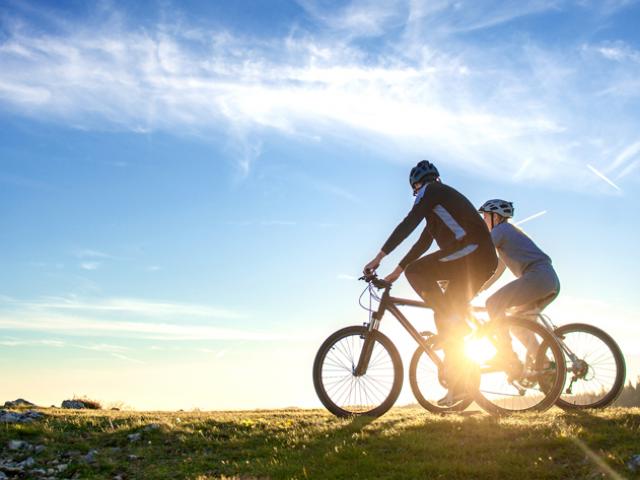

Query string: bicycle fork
[353,313,381,376]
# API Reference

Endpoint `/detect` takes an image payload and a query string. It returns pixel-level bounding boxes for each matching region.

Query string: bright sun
[465,336,497,364]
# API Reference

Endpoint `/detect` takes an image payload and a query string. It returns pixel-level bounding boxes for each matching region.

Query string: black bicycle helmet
[409,160,440,186]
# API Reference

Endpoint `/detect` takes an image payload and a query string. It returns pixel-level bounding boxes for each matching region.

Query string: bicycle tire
[474,317,566,415]
[552,323,626,409]
[313,325,403,417]
[409,334,474,413]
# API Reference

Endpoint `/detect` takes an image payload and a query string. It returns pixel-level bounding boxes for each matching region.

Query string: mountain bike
[313,274,567,417]
[478,306,626,409]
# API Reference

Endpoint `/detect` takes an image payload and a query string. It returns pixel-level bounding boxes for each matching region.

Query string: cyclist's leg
[405,250,470,341]
[406,244,495,336]
[486,264,560,321]
[509,290,560,352]
[440,248,499,387]
[486,265,560,358]
[404,251,456,334]
[406,244,496,391]
[405,251,466,395]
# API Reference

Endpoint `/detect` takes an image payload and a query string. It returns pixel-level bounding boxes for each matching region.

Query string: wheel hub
[571,359,589,379]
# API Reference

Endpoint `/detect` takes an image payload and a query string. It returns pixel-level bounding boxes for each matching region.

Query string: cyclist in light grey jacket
[478,199,560,324]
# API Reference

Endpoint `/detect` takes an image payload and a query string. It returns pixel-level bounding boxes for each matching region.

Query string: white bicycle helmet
[478,199,514,218]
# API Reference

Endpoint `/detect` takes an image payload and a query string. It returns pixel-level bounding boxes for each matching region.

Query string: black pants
[405,242,498,339]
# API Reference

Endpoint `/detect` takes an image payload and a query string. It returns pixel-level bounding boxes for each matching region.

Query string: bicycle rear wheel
[313,325,403,417]
[474,318,566,415]
[552,323,625,409]
[409,333,474,413]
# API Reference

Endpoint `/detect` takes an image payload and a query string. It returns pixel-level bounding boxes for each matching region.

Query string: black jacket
[381,182,493,269]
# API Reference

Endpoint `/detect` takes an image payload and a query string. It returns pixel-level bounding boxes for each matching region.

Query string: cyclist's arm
[479,257,506,292]
[380,203,424,257]
[398,227,433,270]
[382,228,433,283]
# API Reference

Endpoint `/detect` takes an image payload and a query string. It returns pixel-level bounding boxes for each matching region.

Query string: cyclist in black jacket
[363,160,498,405]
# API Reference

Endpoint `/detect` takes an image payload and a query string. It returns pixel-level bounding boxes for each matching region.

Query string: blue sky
[1,0,639,410]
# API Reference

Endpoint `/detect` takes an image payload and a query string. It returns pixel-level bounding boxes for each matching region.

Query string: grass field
[2,406,639,479]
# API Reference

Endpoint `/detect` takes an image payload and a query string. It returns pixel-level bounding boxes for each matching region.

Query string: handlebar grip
[359,273,391,289]
[372,278,392,289]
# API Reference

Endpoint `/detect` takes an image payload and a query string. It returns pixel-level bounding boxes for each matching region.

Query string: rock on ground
[3,399,36,408]
[628,454,640,472]
[82,449,99,464]
[0,409,44,424]
[61,400,88,409]
[8,439,31,450]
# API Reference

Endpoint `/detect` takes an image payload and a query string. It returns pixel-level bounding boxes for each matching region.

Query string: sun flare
[465,337,497,365]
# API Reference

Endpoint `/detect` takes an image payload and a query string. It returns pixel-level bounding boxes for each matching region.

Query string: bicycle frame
[353,279,572,379]
[471,305,581,367]
[354,284,443,376]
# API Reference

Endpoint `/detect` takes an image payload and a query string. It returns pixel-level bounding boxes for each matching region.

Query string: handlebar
[359,273,392,290]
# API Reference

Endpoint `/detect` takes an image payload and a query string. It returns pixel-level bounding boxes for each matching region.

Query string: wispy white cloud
[297,0,408,37]
[310,180,362,204]
[75,249,116,260]
[0,1,638,188]
[608,140,640,174]
[108,352,145,364]
[260,220,297,226]
[337,273,357,281]
[403,0,562,35]
[594,42,640,63]
[0,337,145,363]
[0,295,297,346]
[80,261,101,271]
[584,41,640,99]
[225,220,297,227]
[19,296,246,319]
[0,338,65,347]
[617,159,639,179]
[0,311,286,341]
[76,343,130,353]
[74,248,123,271]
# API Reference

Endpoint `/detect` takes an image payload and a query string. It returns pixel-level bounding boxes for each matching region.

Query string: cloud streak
[0,295,296,342]
[0,337,145,363]
[514,210,547,226]
[587,164,622,191]
[17,296,246,319]
[0,311,284,341]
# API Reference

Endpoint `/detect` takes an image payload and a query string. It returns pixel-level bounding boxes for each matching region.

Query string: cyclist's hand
[383,266,403,284]
[363,258,380,275]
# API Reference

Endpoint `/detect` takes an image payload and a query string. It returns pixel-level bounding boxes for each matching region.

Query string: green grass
[1,407,639,479]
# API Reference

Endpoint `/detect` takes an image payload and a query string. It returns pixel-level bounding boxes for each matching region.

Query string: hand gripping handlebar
[359,273,392,290]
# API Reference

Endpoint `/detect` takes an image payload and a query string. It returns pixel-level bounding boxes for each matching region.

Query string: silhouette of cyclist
[364,160,498,406]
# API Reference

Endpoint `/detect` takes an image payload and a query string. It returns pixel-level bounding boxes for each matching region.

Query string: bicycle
[313,274,567,417]
[478,305,626,410]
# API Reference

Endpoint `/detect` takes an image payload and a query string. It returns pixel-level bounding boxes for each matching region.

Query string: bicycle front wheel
[409,334,474,413]
[313,325,403,417]
[474,318,566,415]
[553,323,626,409]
